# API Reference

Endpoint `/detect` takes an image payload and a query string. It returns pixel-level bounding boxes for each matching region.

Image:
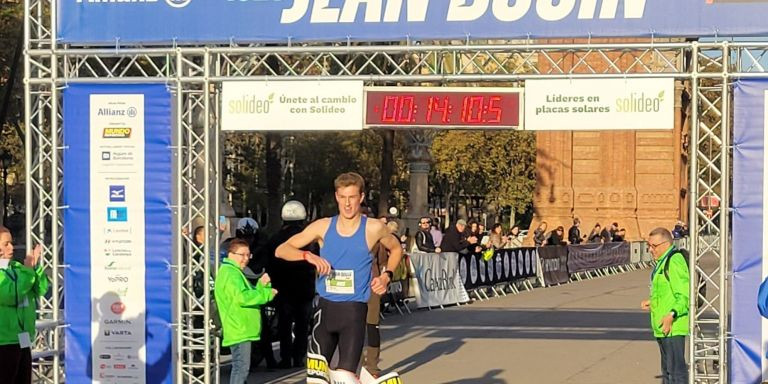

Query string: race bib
[326,270,355,295]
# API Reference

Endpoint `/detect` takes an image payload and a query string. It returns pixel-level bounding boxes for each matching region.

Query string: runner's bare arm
[276,219,331,275]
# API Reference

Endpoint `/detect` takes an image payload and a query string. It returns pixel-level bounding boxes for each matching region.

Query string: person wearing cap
[440,219,478,253]
[261,200,318,368]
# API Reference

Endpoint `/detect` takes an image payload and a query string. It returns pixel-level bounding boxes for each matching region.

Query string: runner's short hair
[334,172,365,193]
[0,226,9,235]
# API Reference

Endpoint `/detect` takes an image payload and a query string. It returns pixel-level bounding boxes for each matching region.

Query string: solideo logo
[111,302,125,315]
[615,91,665,113]
[166,0,191,8]
[227,93,274,115]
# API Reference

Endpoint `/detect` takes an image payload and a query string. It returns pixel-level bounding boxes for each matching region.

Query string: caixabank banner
[59,0,768,45]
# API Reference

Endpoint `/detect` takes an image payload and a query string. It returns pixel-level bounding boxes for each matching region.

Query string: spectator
[0,226,48,384]
[533,221,548,247]
[430,219,443,247]
[414,217,441,253]
[588,224,602,243]
[672,222,685,239]
[613,228,627,242]
[214,239,277,384]
[469,221,480,238]
[546,226,567,246]
[263,201,317,369]
[568,218,582,245]
[478,224,486,237]
[601,222,617,243]
[506,226,524,248]
[488,223,507,249]
[363,217,400,377]
[441,219,478,253]
[640,227,689,384]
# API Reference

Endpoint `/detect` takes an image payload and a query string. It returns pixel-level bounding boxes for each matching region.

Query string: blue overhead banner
[63,84,173,384]
[733,79,768,384]
[59,0,768,45]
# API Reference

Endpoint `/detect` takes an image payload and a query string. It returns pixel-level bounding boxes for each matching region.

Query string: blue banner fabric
[63,84,173,384]
[59,0,768,45]
[732,79,768,384]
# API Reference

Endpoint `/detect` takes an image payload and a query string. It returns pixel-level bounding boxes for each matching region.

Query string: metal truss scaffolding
[25,2,766,383]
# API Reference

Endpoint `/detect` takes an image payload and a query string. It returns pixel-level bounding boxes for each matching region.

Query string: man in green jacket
[215,238,277,384]
[641,227,689,384]
[0,225,49,384]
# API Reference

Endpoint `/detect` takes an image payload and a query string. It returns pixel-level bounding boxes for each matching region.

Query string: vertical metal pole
[50,2,62,381]
[203,48,212,384]
[173,49,184,384]
[23,0,31,264]
[688,41,700,384]
[212,60,222,384]
[719,42,730,384]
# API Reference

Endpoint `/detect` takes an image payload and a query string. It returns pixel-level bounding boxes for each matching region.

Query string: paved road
[237,268,663,384]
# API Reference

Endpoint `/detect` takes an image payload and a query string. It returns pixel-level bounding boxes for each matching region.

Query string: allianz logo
[75,0,192,8]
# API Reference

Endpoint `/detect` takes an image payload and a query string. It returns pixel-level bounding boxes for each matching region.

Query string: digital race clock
[364,87,523,128]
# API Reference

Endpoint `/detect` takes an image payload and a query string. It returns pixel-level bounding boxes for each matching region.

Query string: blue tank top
[317,215,372,303]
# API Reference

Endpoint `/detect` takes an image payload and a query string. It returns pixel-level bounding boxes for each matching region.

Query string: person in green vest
[215,238,277,384]
[0,225,49,384]
[641,227,689,384]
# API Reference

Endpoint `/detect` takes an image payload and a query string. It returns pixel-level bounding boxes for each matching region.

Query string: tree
[431,130,536,224]
[0,1,25,229]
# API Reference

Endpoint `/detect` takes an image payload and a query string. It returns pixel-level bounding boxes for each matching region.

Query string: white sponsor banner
[90,94,147,383]
[524,78,675,130]
[221,80,364,131]
[410,252,469,308]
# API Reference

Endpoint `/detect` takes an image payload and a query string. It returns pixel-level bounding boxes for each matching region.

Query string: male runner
[276,172,403,374]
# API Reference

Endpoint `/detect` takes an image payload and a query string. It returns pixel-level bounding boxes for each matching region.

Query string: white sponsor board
[524,78,675,130]
[410,252,470,308]
[221,81,364,131]
[90,94,146,383]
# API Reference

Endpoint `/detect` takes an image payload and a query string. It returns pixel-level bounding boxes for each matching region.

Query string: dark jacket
[546,232,566,246]
[533,229,547,247]
[415,229,438,253]
[600,228,612,243]
[261,223,318,303]
[441,226,471,253]
[568,225,581,244]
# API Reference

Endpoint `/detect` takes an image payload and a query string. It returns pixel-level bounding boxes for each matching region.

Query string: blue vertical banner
[733,79,768,384]
[63,84,173,384]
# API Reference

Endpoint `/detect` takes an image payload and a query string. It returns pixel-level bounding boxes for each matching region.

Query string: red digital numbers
[366,89,520,128]
[426,96,450,124]
[381,95,416,123]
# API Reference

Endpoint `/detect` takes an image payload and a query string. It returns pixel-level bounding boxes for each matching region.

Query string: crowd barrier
[409,252,470,309]
[383,238,700,321]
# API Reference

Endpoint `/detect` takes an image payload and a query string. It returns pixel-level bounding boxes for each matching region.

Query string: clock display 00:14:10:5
[369,93,517,126]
